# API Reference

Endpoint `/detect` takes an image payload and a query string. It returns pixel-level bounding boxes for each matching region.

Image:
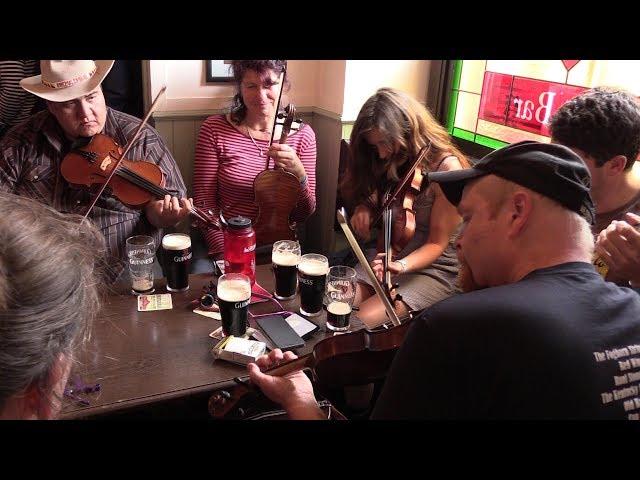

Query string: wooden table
[61,264,335,419]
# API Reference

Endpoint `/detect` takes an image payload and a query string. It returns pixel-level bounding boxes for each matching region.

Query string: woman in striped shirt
[193,60,317,260]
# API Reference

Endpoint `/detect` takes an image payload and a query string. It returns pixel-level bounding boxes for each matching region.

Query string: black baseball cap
[428,141,596,224]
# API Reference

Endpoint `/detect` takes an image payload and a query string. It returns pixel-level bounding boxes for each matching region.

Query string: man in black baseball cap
[426,140,597,292]
[429,140,596,225]
[244,140,640,420]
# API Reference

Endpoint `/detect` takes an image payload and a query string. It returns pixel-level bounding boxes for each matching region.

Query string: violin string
[118,169,214,225]
[115,167,169,197]
[117,168,166,195]
[113,164,218,226]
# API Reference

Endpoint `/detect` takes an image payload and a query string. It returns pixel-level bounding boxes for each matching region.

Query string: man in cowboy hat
[243,142,640,419]
[0,60,191,283]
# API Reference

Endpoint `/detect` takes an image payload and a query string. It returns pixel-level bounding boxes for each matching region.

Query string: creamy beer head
[217,278,251,302]
[217,274,251,337]
[297,254,328,317]
[272,249,300,267]
[162,233,191,251]
[298,257,329,276]
[327,301,351,315]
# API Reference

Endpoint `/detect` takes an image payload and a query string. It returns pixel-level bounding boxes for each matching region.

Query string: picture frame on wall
[206,60,234,83]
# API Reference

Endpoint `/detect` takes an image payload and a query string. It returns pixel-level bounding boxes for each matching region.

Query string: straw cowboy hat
[20,60,115,102]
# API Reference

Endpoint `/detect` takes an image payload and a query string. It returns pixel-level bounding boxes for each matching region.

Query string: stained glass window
[447,60,640,150]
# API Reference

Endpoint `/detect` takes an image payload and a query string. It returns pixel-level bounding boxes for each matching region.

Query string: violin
[208,320,413,419]
[372,144,431,255]
[252,105,302,246]
[59,87,220,230]
[252,63,304,247]
[208,208,413,420]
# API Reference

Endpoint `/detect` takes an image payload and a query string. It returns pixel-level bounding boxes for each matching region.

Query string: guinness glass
[298,254,329,317]
[162,233,192,292]
[217,273,251,337]
[324,265,357,332]
[272,240,301,300]
[126,235,156,295]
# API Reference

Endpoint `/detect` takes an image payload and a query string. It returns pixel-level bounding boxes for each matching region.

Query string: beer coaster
[137,293,173,312]
[209,327,257,340]
[209,327,223,339]
[194,308,221,320]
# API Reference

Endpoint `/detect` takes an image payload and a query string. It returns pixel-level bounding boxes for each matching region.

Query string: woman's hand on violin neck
[351,204,373,241]
[247,349,323,420]
[145,195,194,228]
[371,252,404,282]
[267,144,306,181]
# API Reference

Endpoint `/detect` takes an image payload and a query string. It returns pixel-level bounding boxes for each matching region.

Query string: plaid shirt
[0,107,187,282]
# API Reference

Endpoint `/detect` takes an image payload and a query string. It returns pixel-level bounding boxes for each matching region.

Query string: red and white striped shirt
[193,114,316,255]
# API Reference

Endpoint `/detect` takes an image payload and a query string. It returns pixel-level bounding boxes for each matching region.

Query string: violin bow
[382,191,394,297]
[336,208,401,327]
[267,61,288,170]
[83,86,167,220]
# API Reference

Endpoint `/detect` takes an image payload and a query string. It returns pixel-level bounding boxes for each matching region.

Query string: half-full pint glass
[324,265,357,332]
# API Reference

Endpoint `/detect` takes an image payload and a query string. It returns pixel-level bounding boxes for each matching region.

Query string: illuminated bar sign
[479,72,586,137]
[447,60,640,150]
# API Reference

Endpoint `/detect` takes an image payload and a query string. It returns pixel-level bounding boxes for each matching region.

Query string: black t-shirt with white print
[372,262,640,419]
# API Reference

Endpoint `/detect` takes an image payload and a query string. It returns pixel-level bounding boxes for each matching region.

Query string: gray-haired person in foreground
[0,191,104,419]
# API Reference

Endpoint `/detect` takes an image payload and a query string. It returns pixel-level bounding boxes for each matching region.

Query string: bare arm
[392,157,463,273]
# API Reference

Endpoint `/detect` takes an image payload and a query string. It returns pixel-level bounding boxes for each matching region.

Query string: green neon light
[446,60,463,134]
[475,134,508,150]
[451,60,462,91]
[452,127,475,142]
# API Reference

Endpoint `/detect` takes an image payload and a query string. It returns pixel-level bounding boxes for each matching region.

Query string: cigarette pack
[211,336,266,365]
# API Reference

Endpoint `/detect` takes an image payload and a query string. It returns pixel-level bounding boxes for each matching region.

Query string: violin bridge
[99,155,113,171]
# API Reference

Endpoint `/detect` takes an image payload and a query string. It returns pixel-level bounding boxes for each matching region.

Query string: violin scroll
[275,104,301,144]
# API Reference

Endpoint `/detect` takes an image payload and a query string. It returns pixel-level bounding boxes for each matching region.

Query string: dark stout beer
[162,233,192,292]
[217,276,251,337]
[326,301,352,331]
[298,255,329,317]
[272,249,299,300]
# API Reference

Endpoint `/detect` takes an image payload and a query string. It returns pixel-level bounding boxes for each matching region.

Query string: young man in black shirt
[550,88,640,289]
[246,141,640,420]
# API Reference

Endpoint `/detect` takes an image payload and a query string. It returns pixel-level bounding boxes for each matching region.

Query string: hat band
[41,66,97,89]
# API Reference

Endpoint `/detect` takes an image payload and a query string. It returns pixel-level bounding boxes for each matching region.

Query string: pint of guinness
[326,301,352,332]
[162,233,192,292]
[217,273,251,337]
[324,265,357,331]
[298,254,329,317]
[272,240,301,300]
